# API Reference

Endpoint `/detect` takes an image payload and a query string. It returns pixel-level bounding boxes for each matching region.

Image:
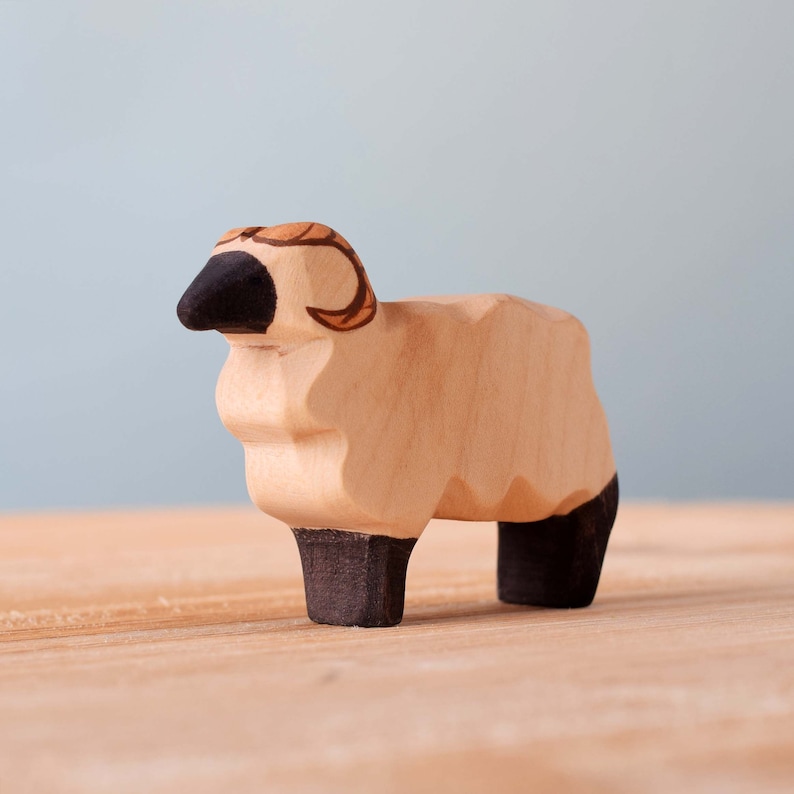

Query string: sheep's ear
[305,251,377,331]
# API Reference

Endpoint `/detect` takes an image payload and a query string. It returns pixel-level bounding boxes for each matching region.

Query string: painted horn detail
[215,223,377,332]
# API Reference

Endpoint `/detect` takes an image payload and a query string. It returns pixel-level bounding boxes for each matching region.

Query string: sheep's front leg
[497,474,619,608]
[291,529,417,627]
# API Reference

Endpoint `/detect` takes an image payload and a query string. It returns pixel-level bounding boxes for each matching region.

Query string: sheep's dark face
[177,223,377,343]
[177,248,277,334]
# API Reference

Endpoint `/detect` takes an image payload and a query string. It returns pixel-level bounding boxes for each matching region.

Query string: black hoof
[497,474,619,608]
[291,528,417,627]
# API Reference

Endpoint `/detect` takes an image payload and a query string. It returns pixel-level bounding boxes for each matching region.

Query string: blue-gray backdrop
[2,1,792,510]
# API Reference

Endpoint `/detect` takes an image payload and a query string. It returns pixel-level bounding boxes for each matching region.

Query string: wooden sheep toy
[177,222,619,627]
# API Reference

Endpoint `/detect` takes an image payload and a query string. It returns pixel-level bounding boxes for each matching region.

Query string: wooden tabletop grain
[1,504,793,793]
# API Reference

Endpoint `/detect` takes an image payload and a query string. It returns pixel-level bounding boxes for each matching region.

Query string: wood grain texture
[180,223,617,540]
[1,504,793,793]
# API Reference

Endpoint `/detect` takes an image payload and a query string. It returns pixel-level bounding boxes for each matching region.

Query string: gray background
[2,1,792,511]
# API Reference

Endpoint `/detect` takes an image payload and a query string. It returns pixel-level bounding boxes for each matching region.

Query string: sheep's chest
[215,343,329,443]
[214,341,364,528]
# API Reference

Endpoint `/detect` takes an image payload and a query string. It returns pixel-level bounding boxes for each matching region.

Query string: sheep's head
[177,222,377,343]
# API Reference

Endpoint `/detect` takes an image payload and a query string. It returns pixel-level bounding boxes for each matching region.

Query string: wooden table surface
[1,504,793,793]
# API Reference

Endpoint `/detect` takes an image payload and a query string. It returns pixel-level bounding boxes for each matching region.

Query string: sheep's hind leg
[497,474,619,608]
[291,528,417,627]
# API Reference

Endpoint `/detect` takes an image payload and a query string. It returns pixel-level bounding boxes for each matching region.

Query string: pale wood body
[177,224,617,539]
[2,504,793,792]
[218,294,615,539]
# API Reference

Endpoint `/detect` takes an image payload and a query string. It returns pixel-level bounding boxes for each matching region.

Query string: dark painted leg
[497,474,619,608]
[291,528,417,627]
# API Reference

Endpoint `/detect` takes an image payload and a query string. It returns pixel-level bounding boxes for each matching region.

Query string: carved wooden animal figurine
[177,222,619,627]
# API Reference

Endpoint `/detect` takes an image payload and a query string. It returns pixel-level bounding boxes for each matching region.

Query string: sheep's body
[217,293,615,540]
[179,222,618,626]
